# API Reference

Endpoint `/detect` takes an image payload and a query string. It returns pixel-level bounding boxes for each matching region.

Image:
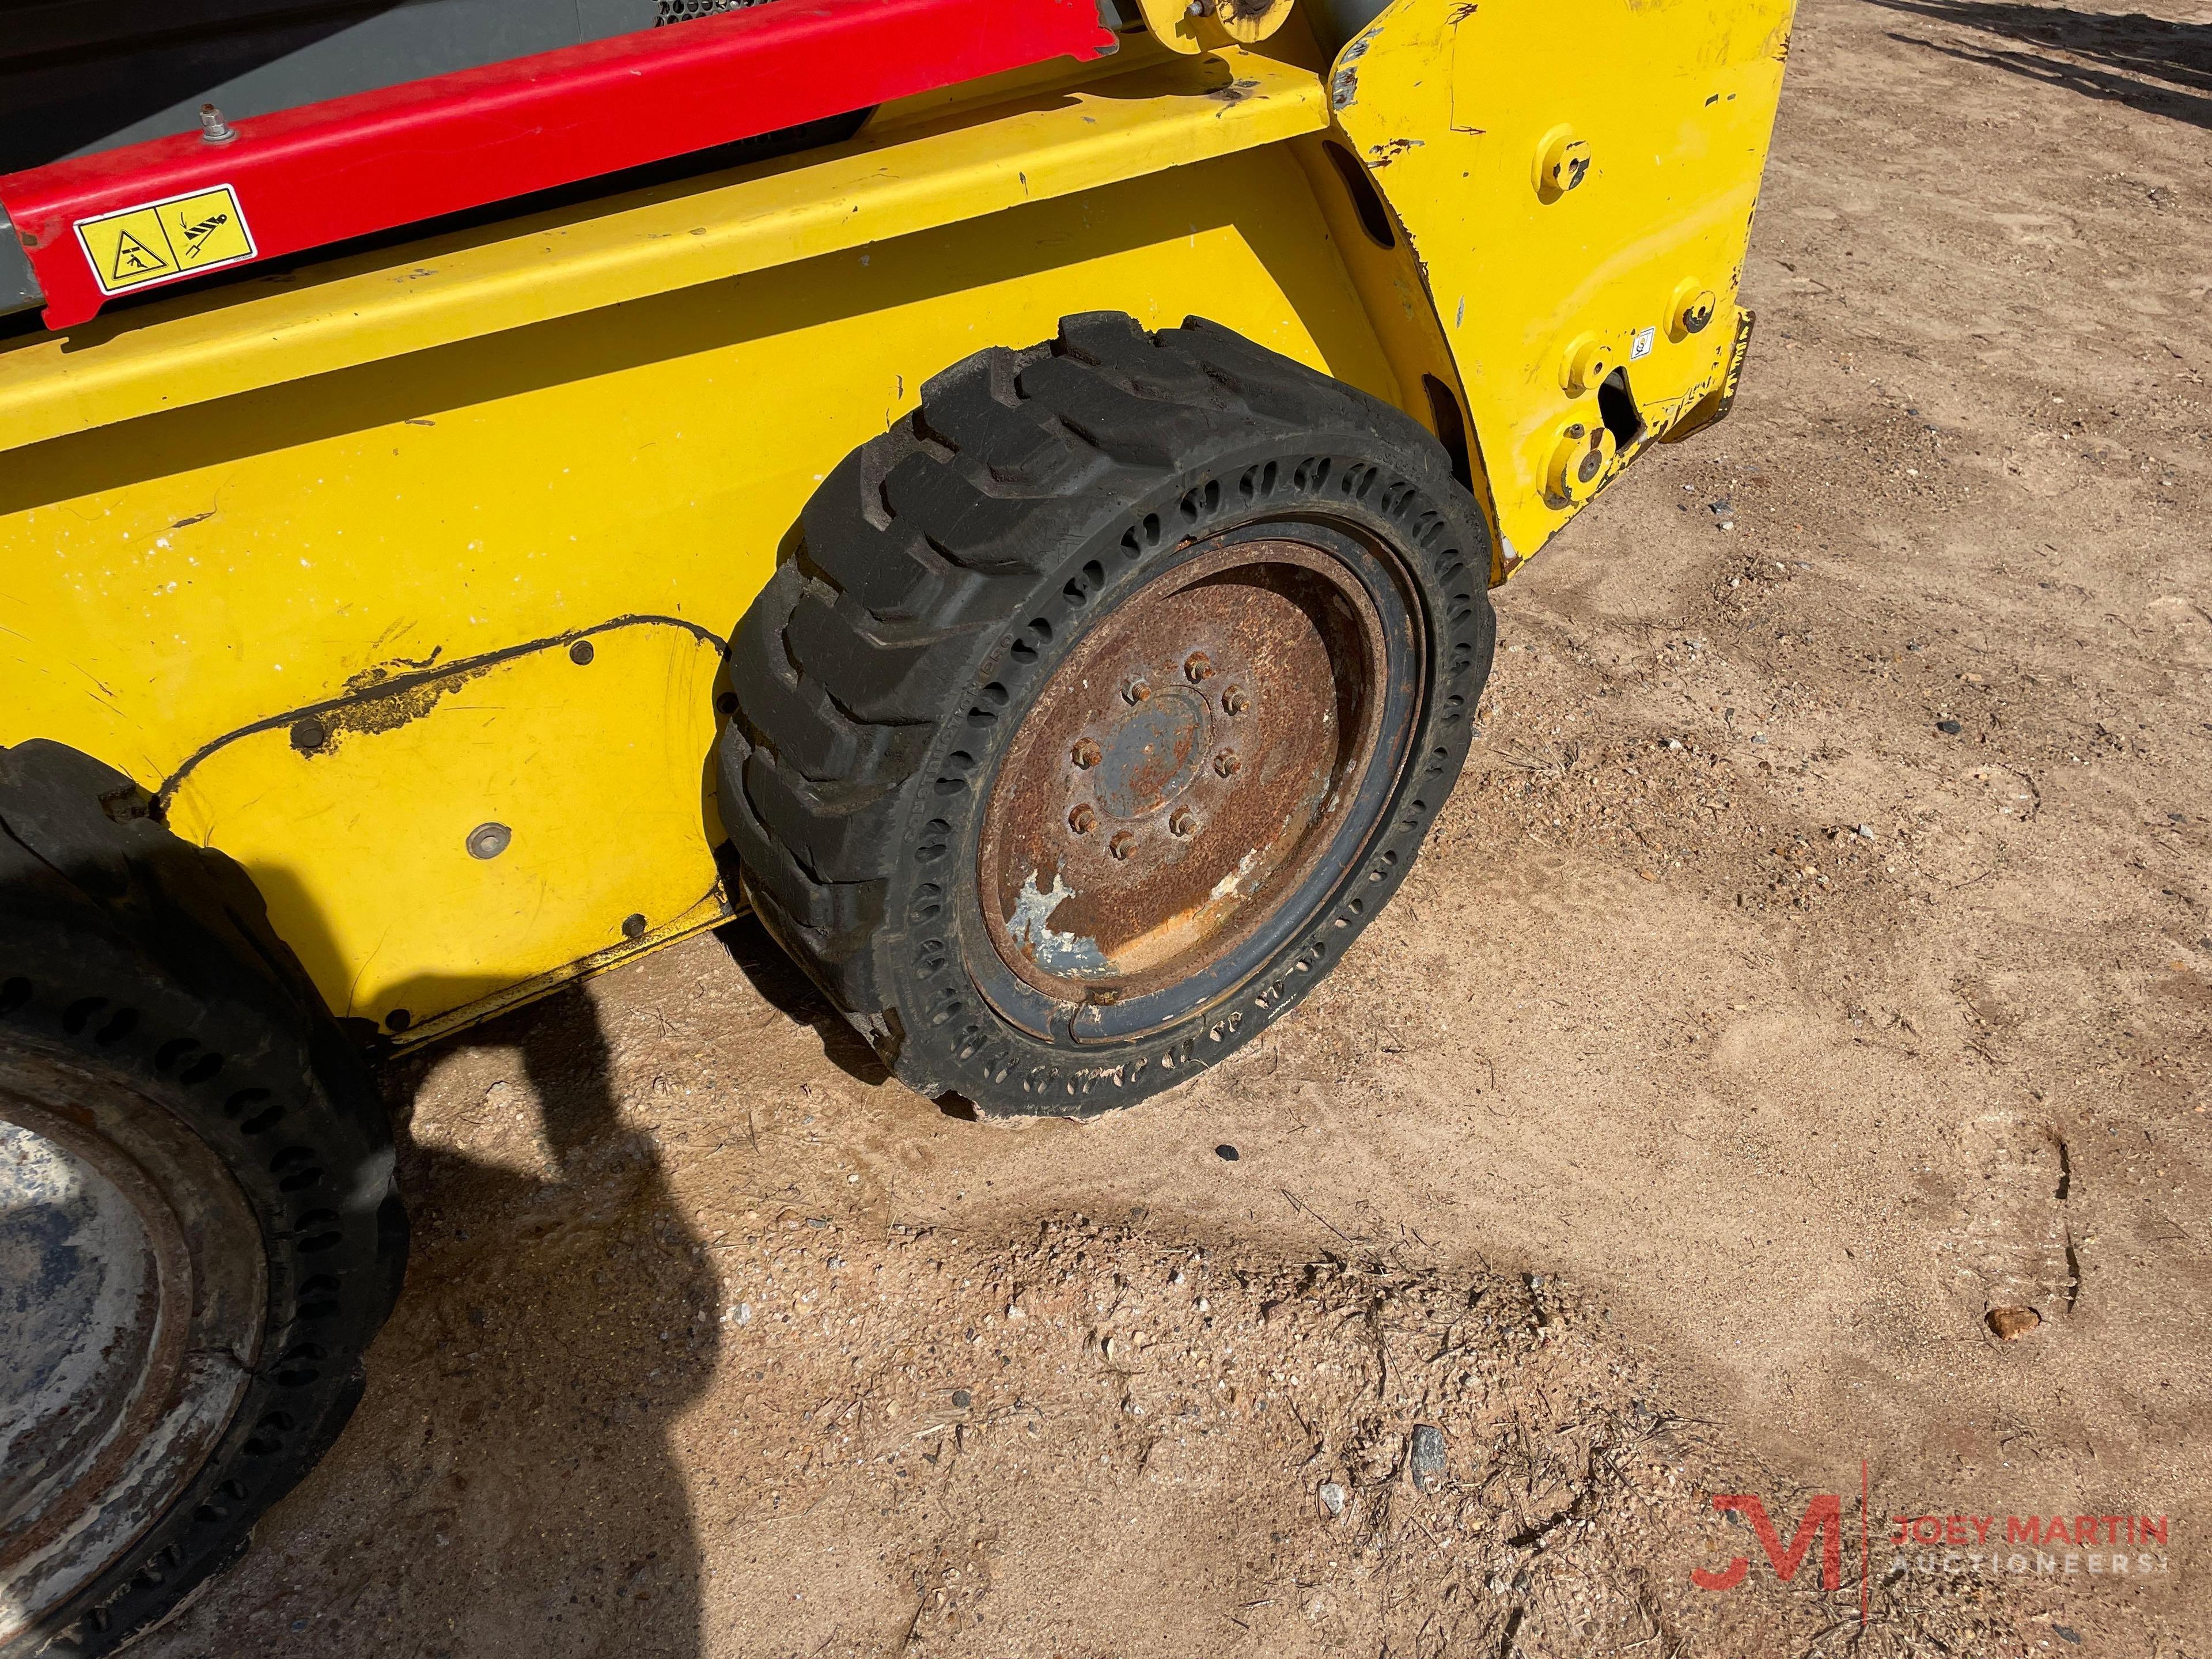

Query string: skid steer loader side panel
[1332,0,1796,566]
[0,1,1791,1044]
[0,72,1403,1039]
[158,620,731,1039]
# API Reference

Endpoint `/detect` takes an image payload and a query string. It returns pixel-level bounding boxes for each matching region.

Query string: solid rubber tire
[718,313,1497,1116]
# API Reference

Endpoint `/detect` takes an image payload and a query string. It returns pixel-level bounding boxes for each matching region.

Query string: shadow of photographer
[240,982,722,1658]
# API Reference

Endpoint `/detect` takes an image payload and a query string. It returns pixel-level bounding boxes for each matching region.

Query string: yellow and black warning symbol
[74,185,256,296]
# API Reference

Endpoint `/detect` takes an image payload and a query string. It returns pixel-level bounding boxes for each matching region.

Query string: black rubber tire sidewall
[0,743,407,1659]
[855,433,1492,1113]
[722,318,1497,1117]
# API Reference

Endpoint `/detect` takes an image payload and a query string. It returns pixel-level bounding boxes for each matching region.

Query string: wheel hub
[1087,683,1213,823]
[979,535,1390,1005]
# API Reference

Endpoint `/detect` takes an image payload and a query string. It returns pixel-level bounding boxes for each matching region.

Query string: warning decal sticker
[75,185,256,296]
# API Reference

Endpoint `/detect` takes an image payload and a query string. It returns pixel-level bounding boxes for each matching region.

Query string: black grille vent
[656,0,768,21]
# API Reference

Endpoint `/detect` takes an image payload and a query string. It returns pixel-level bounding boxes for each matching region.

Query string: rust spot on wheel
[978,536,1389,1002]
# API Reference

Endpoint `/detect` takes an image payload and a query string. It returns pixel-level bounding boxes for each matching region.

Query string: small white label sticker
[1630,327,1656,361]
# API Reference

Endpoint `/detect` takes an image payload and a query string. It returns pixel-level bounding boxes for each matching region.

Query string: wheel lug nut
[1222,686,1250,715]
[1069,804,1096,835]
[1184,652,1215,683]
[1109,831,1138,860]
[1071,738,1101,769]
[1124,678,1152,704]
[1214,749,1241,778]
[1169,809,1197,837]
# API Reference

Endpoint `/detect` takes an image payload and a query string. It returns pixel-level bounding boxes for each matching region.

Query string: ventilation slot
[1324,142,1397,249]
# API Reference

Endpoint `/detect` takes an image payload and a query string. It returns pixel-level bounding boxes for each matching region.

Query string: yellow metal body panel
[1335,0,1796,564]
[1134,0,1296,54]
[159,620,728,1033]
[0,0,1791,1041]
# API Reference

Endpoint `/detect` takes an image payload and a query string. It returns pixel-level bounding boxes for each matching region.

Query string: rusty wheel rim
[0,1052,262,1644]
[978,529,1406,1020]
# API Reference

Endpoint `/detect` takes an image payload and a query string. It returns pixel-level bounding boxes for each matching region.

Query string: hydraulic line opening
[1597,366,1646,453]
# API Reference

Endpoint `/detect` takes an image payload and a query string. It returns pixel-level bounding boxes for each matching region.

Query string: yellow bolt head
[1547,421,1619,503]
[1561,333,1618,396]
[1670,279,1719,342]
[1534,128,1593,200]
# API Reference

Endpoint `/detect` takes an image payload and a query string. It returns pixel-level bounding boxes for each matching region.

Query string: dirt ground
[140,1,2211,1653]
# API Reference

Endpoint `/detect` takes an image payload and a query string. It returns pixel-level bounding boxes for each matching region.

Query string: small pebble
[1215,1144,1240,1162]
[1937,718,1963,735]
[1409,1424,1448,1492]
[952,1388,972,1410]
[1318,1481,1347,1517]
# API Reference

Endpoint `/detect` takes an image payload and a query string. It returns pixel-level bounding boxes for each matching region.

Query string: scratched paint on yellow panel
[162,621,728,1031]
[1336,0,1797,564]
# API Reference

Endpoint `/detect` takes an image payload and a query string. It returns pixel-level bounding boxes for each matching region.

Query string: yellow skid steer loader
[0,0,1793,1647]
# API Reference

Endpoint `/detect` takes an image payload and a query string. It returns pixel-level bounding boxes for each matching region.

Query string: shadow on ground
[711,912,889,1089]
[1868,0,2212,126]
[346,988,717,1657]
[145,987,722,1658]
